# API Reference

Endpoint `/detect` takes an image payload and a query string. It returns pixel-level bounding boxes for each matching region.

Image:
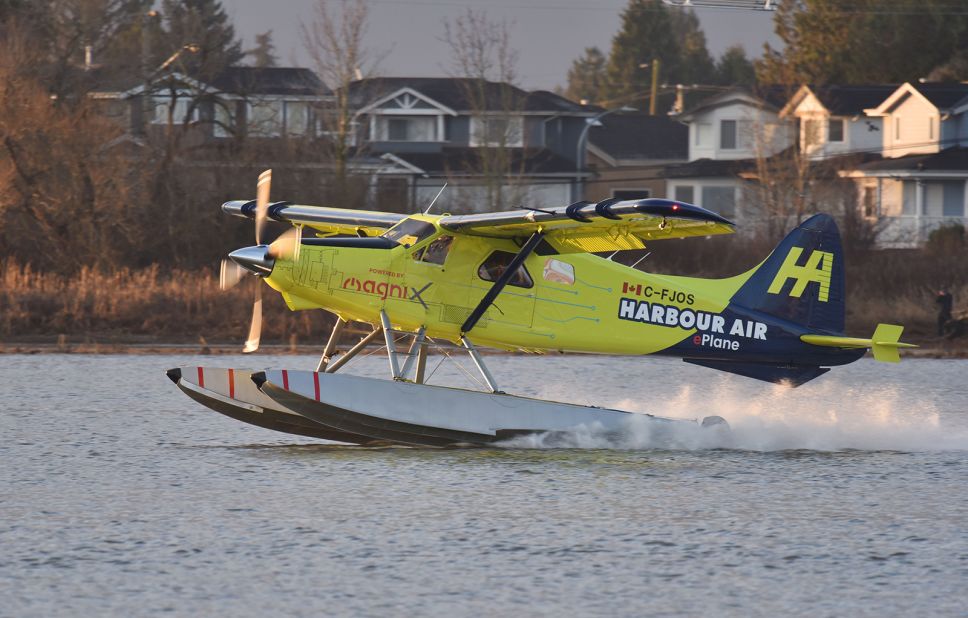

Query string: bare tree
[301,0,379,205]
[442,9,525,212]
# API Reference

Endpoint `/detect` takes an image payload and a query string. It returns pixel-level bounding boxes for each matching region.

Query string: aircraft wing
[222,200,406,237]
[438,198,734,253]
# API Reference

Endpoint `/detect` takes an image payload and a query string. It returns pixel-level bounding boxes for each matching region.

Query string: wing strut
[461,231,545,336]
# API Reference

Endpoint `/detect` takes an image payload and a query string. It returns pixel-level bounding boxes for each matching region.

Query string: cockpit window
[477,251,533,288]
[421,235,453,265]
[383,218,436,247]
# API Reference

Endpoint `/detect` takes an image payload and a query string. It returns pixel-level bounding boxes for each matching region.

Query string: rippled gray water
[2,353,967,617]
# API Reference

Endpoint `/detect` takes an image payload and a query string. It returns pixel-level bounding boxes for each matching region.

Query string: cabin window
[383,218,436,247]
[420,235,453,265]
[477,251,534,288]
[828,118,844,142]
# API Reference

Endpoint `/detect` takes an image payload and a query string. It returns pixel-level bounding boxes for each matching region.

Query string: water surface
[2,354,966,616]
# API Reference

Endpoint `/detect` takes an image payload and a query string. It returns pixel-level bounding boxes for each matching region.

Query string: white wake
[501,380,968,452]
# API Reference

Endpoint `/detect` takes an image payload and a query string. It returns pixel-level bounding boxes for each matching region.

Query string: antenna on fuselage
[424,183,447,215]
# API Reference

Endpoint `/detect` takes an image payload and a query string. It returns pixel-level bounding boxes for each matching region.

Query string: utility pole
[649,58,660,116]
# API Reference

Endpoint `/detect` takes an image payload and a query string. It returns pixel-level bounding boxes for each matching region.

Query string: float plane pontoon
[168,170,914,447]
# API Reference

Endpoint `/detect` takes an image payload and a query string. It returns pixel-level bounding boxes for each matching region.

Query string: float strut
[380,310,402,380]
[461,337,501,393]
[400,327,426,381]
[324,326,383,374]
[315,317,347,372]
[415,341,428,384]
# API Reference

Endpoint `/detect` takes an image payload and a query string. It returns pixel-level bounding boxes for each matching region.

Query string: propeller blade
[243,284,263,354]
[219,258,246,290]
[267,226,303,261]
[254,169,272,246]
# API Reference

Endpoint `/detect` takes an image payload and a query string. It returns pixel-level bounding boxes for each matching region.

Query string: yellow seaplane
[167,170,914,447]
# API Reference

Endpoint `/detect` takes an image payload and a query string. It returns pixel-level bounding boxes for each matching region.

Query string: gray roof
[210,67,326,96]
[589,114,687,161]
[807,84,899,115]
[349,77,588,113]
[910,82,968,110]
[384,147,578,175]
[854,147,968,173]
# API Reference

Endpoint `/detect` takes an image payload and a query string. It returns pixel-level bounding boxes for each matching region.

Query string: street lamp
[575,105,636,202]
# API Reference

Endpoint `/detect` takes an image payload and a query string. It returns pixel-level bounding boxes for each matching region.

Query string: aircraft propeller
[217,169,302,354]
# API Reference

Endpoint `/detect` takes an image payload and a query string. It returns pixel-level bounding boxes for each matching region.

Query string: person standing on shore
[936,288,953,336]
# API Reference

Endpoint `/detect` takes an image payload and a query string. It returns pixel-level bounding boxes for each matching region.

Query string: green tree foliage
[245,30,278,68]
[603,0,715,106]
[715,45,756,86]
[564,47,607,104]
[158,0,243,80]
[758,0,968,85]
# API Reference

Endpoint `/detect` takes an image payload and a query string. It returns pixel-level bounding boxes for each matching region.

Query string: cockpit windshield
[382,218,437,247]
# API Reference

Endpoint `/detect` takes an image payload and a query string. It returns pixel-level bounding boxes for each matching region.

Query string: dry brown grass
[0,261,335,344]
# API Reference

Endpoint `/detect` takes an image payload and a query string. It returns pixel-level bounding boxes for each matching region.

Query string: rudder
[731,214,845,334]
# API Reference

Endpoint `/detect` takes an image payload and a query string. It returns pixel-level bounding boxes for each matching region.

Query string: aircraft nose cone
[229,245,275,276]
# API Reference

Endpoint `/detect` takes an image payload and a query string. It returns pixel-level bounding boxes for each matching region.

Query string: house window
[803,119,821,147]
[942,180,965,216]
[828,118,845,142]
[477,251,533,288]
[285,101,311,136]
[470,116,523,147]
[213,101,235,137]
[862,186,878,217]
[674,185,694,203]
[612,189,651,200]
[929,117,935,140]
[902,181,917,215]
[248,100,283,137]
[382,116,436,141]
[895,117,902,141]
[720,120,737,149]
[701,186,735,218]
[152,96,197,125]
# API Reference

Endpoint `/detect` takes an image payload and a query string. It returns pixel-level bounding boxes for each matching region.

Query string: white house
[840,82,968,247]
[780,84,897,160]
[667,88,794,224]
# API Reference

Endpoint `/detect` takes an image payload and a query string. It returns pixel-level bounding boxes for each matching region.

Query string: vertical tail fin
[732,214,845,333]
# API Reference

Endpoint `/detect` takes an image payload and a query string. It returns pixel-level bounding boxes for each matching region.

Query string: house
[780,84,897,160]
[839,82,968,247]
[584,113,688,202]
[347,77,595,213]
[87,66,329,142]
[665,87,794,223]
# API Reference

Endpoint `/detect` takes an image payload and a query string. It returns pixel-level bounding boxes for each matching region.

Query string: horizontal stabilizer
[684,359,829,387]
[800,323,916,363]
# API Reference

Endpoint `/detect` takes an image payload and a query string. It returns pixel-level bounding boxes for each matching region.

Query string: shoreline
[2,340,966,359]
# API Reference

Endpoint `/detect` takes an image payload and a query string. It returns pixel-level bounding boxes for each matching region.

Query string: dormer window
[378,116,437,141]
[152,95,198,125]
[828,118,844,142]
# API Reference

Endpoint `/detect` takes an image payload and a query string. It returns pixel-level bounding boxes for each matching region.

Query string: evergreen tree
[158,0,243,79]
[602,0,715,107]
[757,0,968,85]
[246,30,278,68]
[715,45,755,87]
[564,46,607,104]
